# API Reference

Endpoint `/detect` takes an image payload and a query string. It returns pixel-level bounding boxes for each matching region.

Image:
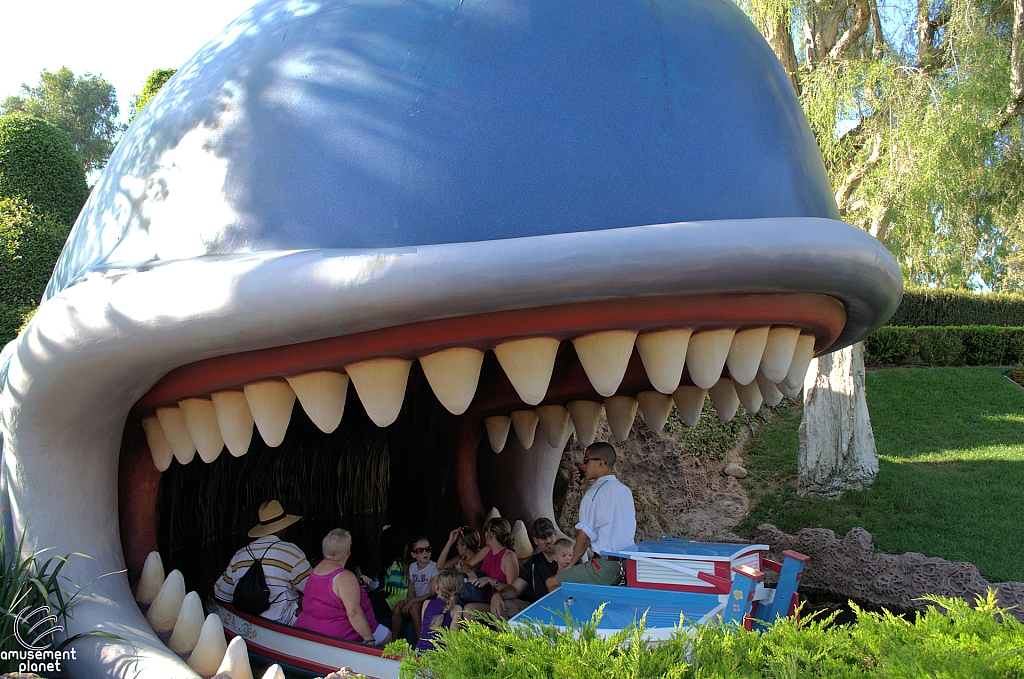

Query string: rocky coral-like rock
[755,523,1024,622]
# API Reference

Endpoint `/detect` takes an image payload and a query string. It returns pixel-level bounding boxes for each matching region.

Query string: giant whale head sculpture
[0,0,901,676]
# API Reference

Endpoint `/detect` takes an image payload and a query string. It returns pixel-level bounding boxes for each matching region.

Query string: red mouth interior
[118,292,845,600]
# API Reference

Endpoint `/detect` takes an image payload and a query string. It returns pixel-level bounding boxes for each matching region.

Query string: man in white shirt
[556,441,636,587]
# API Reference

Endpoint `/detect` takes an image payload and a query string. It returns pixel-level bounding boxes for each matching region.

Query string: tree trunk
[798,341,878,497]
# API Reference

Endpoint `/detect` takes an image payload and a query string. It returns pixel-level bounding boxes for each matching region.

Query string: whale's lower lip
[1,217,901,677]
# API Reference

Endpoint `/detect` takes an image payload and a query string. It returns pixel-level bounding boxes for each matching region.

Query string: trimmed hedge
[0,196,70,344]
[0,112,88,226]
[865,325,1024,366]
[889,288,1024,327]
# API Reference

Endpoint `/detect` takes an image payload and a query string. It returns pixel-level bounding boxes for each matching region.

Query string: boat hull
[209,600,400,679]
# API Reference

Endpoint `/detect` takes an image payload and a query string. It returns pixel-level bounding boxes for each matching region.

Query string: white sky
[0,0,261,124]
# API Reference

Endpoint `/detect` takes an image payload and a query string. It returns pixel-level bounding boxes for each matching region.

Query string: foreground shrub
[389,594,1023,678]
[865,325,1024,366]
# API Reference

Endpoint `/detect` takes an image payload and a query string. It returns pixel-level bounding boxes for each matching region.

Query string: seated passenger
[461,517,519,612]
[213,500,311,625]
[436,526,482,575]
[295,528,392,646]
[392,536,438,639]
[489,517,563,618]
[377,524,411,623]
[416,569,464,652]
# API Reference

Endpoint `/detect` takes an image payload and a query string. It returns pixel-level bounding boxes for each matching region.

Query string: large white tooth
[484,415,511,453]
[134,551,165,605]
[734,379,763,414]
[145,568,185,633]
[156,407,196,464]
[513,520,533,559]
[782,335,816,391]
[726,327,770,386]
[760,327,801,383]
[636,391,673,433]
[686,329,735,389]
[141,416,174,472]
[419,347,484,415]
[217,635,254,679]
[168,591,205,653]
[187,614,228,675]
[572,330,638,397]
[756,371,784,407]
[243,381,296,447]
[260,666,286,679]
[709,378,740,422]
[604,395,638,442]
[635,329,691,394]
[510,409,540,449]
[485,507,502,522]
[536,404,570,448]
[211,391,255,457]
[567,400,603,448]
[345,358,412,427]
[777,380,803,398]
[285,371,349,433]
[493,337,560,405]
[672,385,707,427]
[179,398,225,463]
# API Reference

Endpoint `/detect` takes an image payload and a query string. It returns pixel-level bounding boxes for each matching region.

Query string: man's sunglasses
[412,546,432,554]
[582,457,602,464]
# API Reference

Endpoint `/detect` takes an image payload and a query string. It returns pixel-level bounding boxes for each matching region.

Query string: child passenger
[543,538,577,593]
[416,569,464,651]
[392,536,438,638]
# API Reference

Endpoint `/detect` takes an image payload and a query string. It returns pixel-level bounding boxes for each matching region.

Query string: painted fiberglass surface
[513,582,722,630]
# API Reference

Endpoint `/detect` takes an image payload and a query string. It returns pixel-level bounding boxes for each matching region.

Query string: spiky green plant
[0,525,118,672]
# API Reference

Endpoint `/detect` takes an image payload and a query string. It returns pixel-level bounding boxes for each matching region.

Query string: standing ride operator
[556,441,636,587]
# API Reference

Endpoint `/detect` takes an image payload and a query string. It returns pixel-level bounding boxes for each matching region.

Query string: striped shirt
[214,536,312,625]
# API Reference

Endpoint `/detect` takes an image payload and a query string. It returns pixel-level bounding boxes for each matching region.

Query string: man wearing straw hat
[214,500,313,624]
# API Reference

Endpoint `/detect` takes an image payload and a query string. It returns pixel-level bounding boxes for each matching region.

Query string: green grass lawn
[736,366,1024,583]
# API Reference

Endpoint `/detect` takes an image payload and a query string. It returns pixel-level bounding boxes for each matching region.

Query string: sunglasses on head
[412,546,432,554]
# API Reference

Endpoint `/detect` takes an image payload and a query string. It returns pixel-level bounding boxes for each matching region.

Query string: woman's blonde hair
[431,568,465,630]
[483,517,515,550]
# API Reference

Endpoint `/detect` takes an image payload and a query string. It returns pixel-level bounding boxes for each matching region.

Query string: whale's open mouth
[120,289,845,596]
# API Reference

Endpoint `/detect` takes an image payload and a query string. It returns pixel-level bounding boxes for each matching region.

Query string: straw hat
[248,500,301,537]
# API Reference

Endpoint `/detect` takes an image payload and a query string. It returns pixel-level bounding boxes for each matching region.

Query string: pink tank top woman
[480,547,510,584]
[295,567,379,641]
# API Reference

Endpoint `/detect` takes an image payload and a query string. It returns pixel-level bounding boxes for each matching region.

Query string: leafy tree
[0,197,69,345]
[0,113,88,226]
[128,68,177,124]
[741,0,1024,291]
[1,67,123,174]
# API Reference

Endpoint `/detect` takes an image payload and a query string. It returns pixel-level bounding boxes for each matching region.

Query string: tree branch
[830,0,872,60]
[999,0,1024,129]
[835,135,882,211]
[869,0,885,58]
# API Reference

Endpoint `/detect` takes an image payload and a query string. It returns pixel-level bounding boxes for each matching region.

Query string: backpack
[233,541,279,615]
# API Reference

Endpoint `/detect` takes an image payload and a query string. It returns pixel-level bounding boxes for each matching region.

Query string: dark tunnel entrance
[154,365,464,599]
